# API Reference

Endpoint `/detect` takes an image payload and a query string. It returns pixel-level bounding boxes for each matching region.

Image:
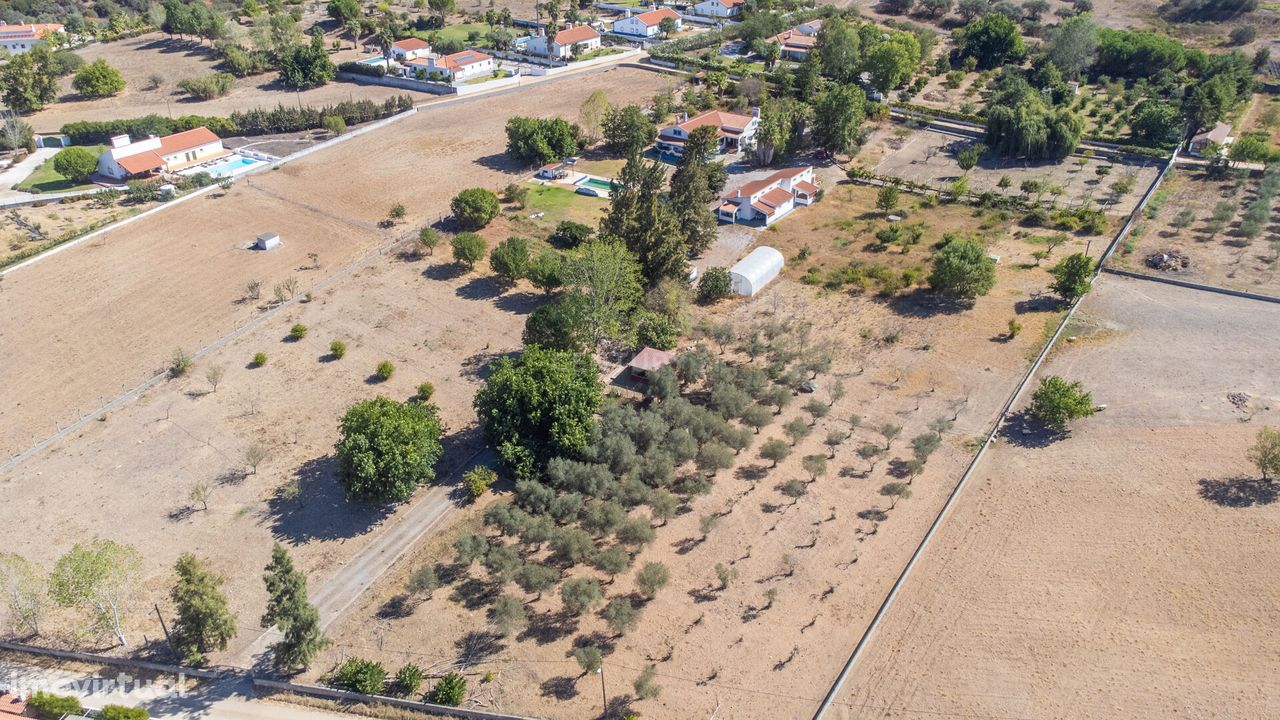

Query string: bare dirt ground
[1,198,153,267]
[310,184,1103,717]
[27,33,420,133]
[834,276,1280,719]
[862,125,1163,218]
[1112,166,1280,296]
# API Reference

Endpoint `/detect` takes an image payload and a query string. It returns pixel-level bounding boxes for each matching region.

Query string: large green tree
[928,237,997,299]
[261,544,328,672]
[561,240,644,345]
[601,104,656,157]
[474,345,603,479]
[335,396,444,503]
[985,77,1082,160]
[668,125,725,259]
[505,116,580,165]
[48,540,142,647]
[958,14,1025,69]
[279,35,335,89]
[812,84,867,155]
[327,0,360,25]
[0,45,60,113]
[1046,14,1099,79]
[72,59,126,98]
[600,153,686,283]
[815,17,861,82]
[1028,376,1095,430]
[1048,252,1094,301]
[169,554,237,665]
[52,147,98,183]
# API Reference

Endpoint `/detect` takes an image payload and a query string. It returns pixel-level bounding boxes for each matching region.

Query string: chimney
[110,134,131,148]
[751,107,760,118]
[624,9,632,17]
[679,111,688,123]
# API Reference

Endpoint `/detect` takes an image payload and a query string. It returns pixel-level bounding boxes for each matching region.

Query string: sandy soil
[309,183,1101,718]
[26,33,422,133]
[863,125,1163,218]
[1111,166,1280,296]
[1,198,155,267]
[0,65,672,651]
[834,275,1280,719]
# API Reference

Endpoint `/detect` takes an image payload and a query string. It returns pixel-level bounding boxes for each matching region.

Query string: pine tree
[600,153,685,284]
[261,543,328,671]
[668,125,726,258]
[169,554,237,665]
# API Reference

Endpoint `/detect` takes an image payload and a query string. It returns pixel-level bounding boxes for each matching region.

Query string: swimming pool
[186,155,264,179]
[577,177,614,192]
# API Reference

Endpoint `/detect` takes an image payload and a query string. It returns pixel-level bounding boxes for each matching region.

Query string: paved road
[0,147,58,203]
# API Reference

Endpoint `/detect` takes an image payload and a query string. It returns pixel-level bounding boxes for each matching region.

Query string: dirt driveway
[833,276,1280,719]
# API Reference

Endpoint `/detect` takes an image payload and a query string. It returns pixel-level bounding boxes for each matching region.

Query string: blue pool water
[201,156,262,178]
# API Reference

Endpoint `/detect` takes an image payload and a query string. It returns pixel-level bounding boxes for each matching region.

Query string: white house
[656,109,759,158]
[405,50,496,82]
[1188,122,1233,157]
[96,127,229,180]
[612,8,682,38]
[526,24,602,59]
[717,166,818,226]
[389,37,431,61]
[0,22,63,55]
[692,0,744,18]
[769,28,817,60]
[728,246,784,296]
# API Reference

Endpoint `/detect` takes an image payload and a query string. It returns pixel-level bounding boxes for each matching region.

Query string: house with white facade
[692,0,744,18]
[0,22,63,55]
[389,37,431,62]
[404,50,496,82]
[612,8,682,38]
[656,109,759,158]
[526,24,602,59]
[96,127,229,180]
[717,166,818,226]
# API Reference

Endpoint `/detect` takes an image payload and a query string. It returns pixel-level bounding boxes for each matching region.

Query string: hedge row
[338,61,387,78]
[61,96,414,145]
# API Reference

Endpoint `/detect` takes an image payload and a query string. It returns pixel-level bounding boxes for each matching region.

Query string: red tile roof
[438,50,492,71]
[631,7,681,26]
[553,25,600,44]
[157,127,221,157]
[711,0,745,6]
[673,109,754,135]
[770,29,817,49]
[117,151,165,175]
[0,692,28,716]
[0,22,63,41]
[759,187,793,208]
[392,37,430,51]
[629,347,674,372]
[728,166,813,200]
[793,180,818,195]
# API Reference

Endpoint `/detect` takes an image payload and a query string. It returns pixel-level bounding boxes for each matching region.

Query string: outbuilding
[729,246,784,296]
[255,232,281,250]
[626,347,674,381]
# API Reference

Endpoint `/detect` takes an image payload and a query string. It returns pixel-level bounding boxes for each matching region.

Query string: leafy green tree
[863,32,920,92]
[394,664,423,697]
[451,188,500,230]
[261,544,328,671]
[929,238,996,299]
[0,45,60,113]
[958,13,1025,69]
[474,345,602,478]
[957,0,991,20]
[1028,375,1095,430]
[1046,14,1099,79]
[279,35,335,89]
[1248,427,1280,481]
[451,232,487,270]
[561,240,644,345]
[169,554,237,665]
[602,597,640,636]
[574,645,602,674]
[515,562,558,599]
[0,554,45,636]
[985,78,1083,160]
[812,84,867,155]
[523,293,591,352]
[635,561,670,599]
[1048,252,1094,301]
[815,17,861,83]
[48,540,142,647]
[489,594,528,637]
[560,577,603,616]
[1129,101,1184,148]
[697,267,733,304]
[504,116,580,165]
[406,564,439,599]
[52,147,98,184]
[490,236,531,285]
[72,59,125,98]
[327,0,360,23]
[430,672,466,706]
[601,153,686,282]
[527,249,564,295]
[602,104,658,156]
[335,396,444,503]
[876,185,900,214]
[592,545,632,581]
[880,481,912,509]
[760,438,791,467]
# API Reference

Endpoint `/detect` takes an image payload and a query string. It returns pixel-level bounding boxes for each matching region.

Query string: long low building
[656,108,759,158]
[0,22,63,55]
[717,166,818,226]
[97,127,229,180]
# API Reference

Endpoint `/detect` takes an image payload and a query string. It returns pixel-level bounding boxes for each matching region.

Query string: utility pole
[153,603,176,659]
[596,665,606,715]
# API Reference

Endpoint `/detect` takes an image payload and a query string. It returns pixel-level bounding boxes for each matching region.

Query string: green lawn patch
[433,23,492,47]
[518,182,609,229]
[14,145,105,194]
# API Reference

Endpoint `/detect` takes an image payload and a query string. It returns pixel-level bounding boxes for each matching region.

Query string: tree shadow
[1197,476,1278,508]
[1014,294,1065,314]
[886,458,913,479]
[571,631,616,656]
[857,508,887,522]
[262,455,394,542]
[376,593,420,620]
[216,468,247,486]
[518,610,579,645]
[604,695,637,719]
[540,676,579,700]
[1000,409,1069,448]
[456,275,507,301]
[459,350,517,381]
[449,576,500,610]
[424,262,467,281]
[167,505,196,523]
[494,291,545,315]
[473,152,523,173]
[886,289,975,318]
[735,464,769,482]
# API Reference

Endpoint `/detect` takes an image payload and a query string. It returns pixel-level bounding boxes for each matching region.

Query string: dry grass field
[834,276,1280,719]
[1111,166,1280,296]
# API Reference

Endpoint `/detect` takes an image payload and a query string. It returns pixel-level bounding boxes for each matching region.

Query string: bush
[322,114,347,135]
[548,220,593,247]
[178,72,234,100]
[634,310,679,350]
[170,348,193,376]
[394,664,424,697]
[1028,375,1095,430]
[28,692,84,719]
[99,707,149,720]
[289,323,308,340]
[698,267,733,303]
[335,396,444,503]
[463,466,498,500]
[490,236,531,284]
[451,232,487,269]
[450,188,500,230]
[73,59,126,97]
[417,381,435,401]
[376,360,396,381]
[927,237,996,298]
[331,658,387,695]
[252,352,268,367]
[337,60,387,77]
[430,672,467,706]
[51,146,98,184]
[329,340,347,359]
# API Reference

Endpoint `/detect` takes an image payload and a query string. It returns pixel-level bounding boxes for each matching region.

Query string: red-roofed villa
[718,166,818,226]
[96,127,229,180]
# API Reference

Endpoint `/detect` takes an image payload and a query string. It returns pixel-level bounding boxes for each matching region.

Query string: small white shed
[255,232,281,250]
[729,246,784,296]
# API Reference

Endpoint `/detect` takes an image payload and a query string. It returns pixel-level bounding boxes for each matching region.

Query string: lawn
[14,146,105,193]
[432,22,492,47]
[513,182,609,232]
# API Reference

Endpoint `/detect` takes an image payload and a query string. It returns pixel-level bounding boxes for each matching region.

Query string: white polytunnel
[729,246,784,297]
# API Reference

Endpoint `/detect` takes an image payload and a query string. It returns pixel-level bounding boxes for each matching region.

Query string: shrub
[28,692,84,719]
[463,466,498,500]
[634,310,679,350]
[99,707,149,720]
[178,72,234,100]
[928,237,996,298]
[1028,375,1095,430]
[548,220,594,247]
[51,146,98,183]
[490,236,531,284]
[430,672,467,706]
[170,348,193,376]
[331,657,387,695]
[376,360,396,381]
[73,59,126,97]
[394,663,424,697]
[322,114,347,135]
[450,188,500,230]
[252,352,268,367]
[417,381,435,401]
[329,340,347,358]
[451,232,487,270]
[388,203,406,221]
[698,266,733,303]
[289,323,308,340]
